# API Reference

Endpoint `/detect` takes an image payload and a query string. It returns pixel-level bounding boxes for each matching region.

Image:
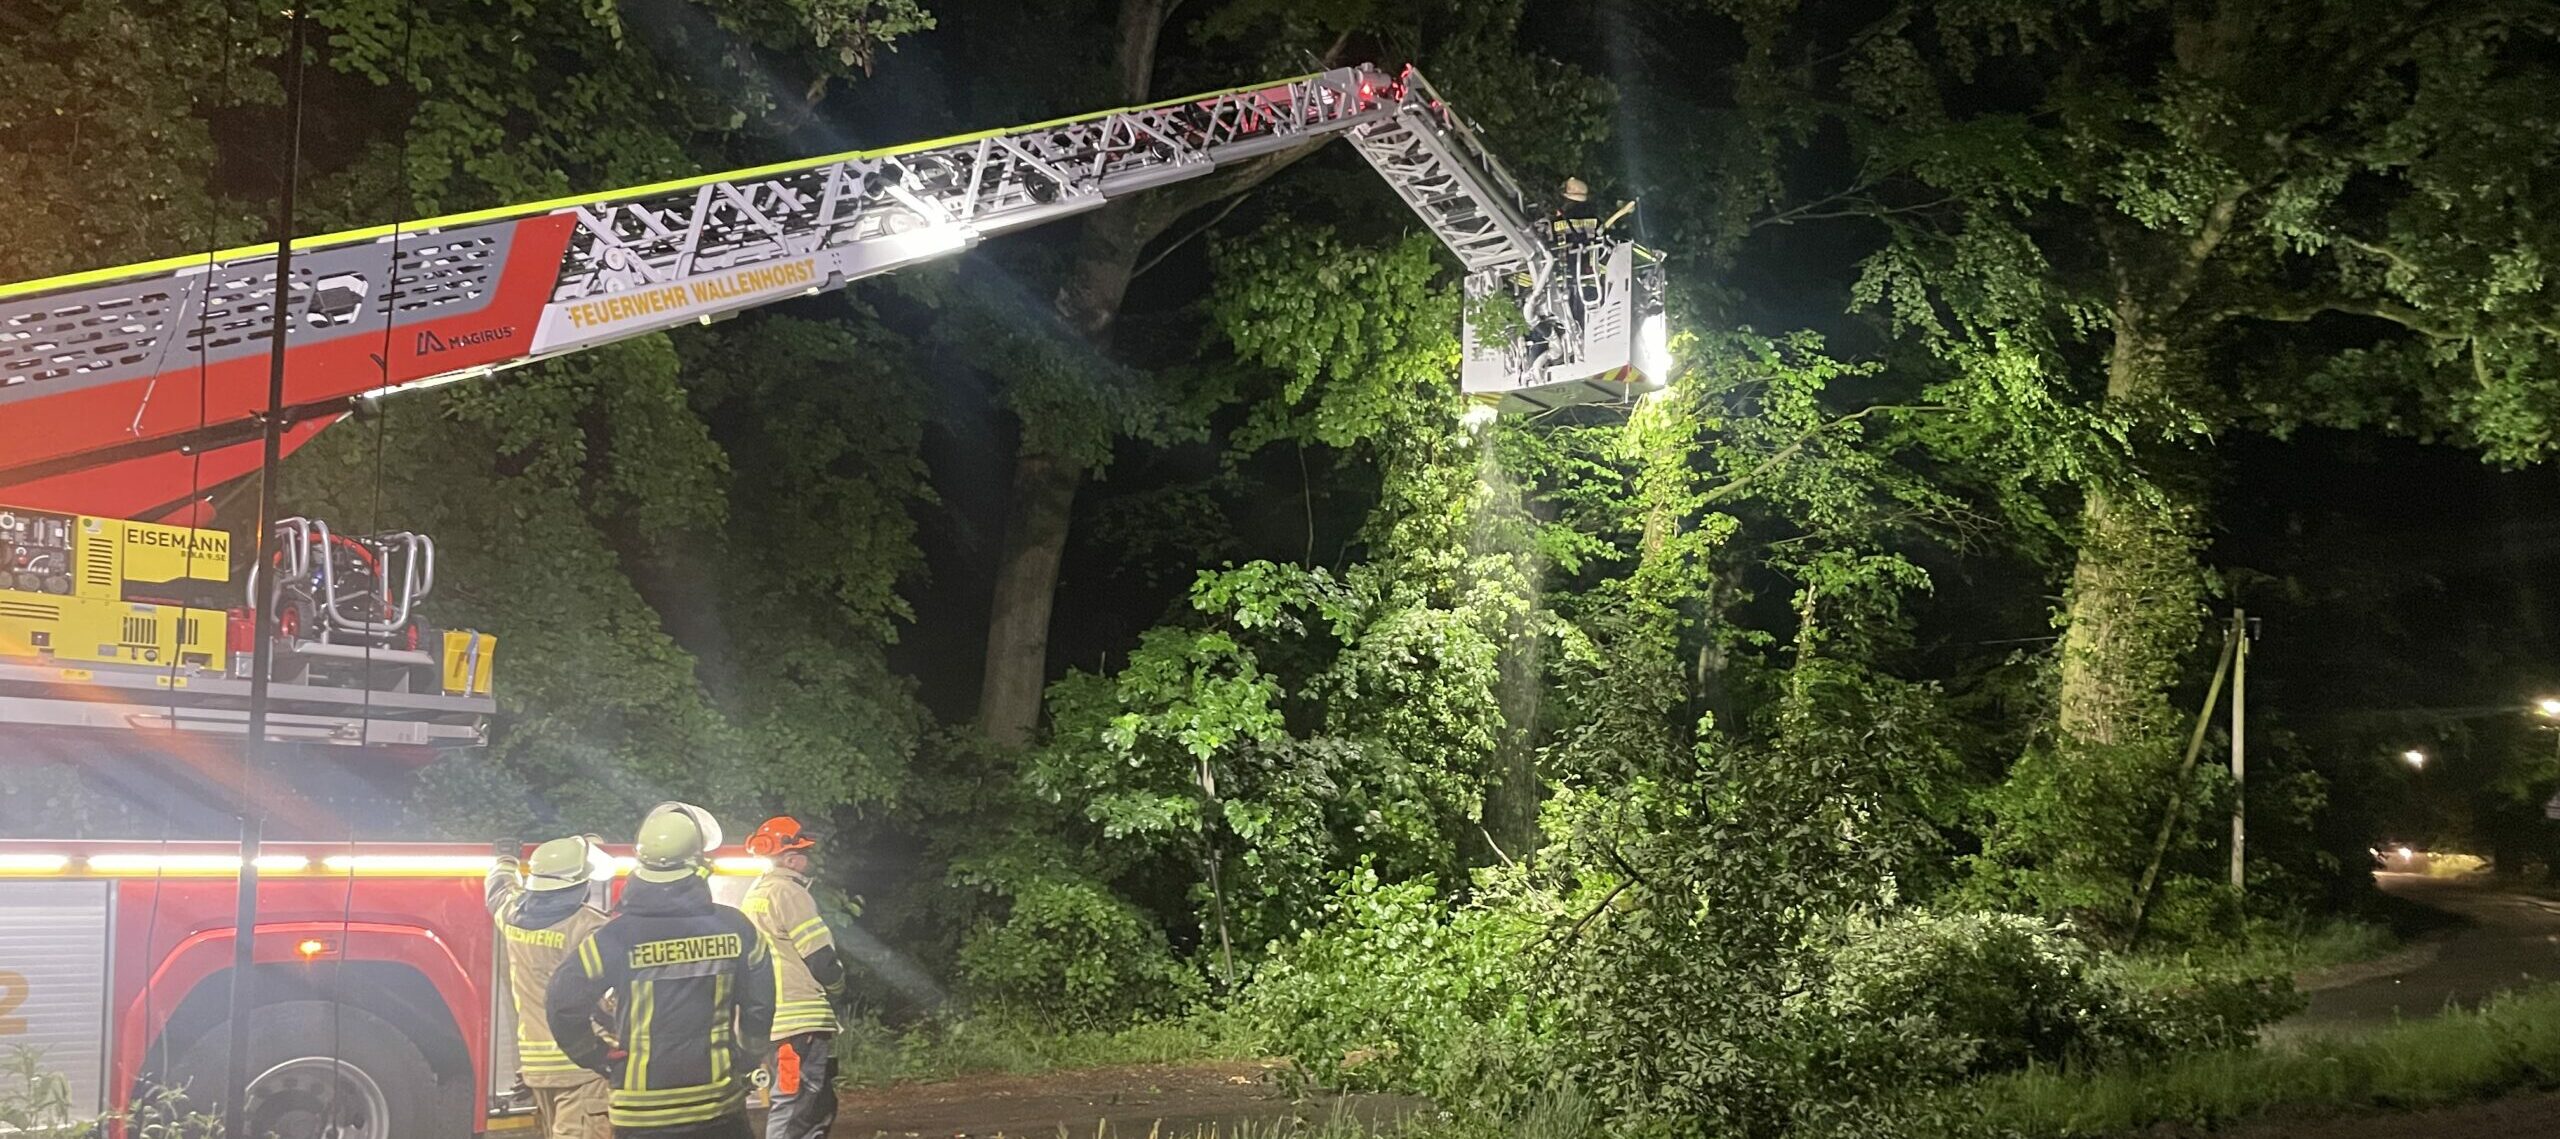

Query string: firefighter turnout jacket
[740,865,846,1038]
[547,873,776,1129]
[486,864,613,1088]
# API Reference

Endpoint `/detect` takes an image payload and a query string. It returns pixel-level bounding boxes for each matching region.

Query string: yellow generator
[0,507,229,672]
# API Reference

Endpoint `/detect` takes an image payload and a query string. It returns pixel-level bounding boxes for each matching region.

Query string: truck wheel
[168,1000,462,1139]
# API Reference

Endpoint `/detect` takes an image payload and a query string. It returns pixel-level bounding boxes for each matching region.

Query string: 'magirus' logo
[415,326,516,354]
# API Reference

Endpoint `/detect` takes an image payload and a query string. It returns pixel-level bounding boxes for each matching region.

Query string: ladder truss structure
[0,61,1669,747]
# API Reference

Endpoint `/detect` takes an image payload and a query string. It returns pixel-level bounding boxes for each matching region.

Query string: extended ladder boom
[0,66,1380,513]
[0,60,1667,749]
[0,63,1663,519]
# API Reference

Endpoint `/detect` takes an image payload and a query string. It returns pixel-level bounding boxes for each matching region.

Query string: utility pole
[2229,608,2248,893]
[227,11,307,1139]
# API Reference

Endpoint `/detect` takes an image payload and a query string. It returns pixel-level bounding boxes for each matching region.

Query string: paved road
[2287,872,2560,1029]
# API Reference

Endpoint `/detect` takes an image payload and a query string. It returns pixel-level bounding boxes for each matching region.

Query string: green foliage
[1031,555,1510,958]
[0,1048,76,1137]
[314,0,924,214]
[287,313,931,839]
[985,222,1553,995]
[261,0,940,838]
[1208,226,1459,453]
[289,357,742,831]
[1192,0,1611,191]
[1716,0,2560,926]
[1526,673,1958,1137]
[1244,866,1555,1117]
[0,1048,218,1139]
[1810,911,2293,1088]
[1169,291,2091,1134]
[930,274,1185,471]
[950,849,1204,1024]
[1246,665,2291,1135]
[0,2,272,279]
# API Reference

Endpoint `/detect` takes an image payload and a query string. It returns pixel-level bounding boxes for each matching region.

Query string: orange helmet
[746,815,819,857]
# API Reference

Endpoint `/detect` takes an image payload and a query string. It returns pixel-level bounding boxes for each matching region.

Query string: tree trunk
[2052,322,2207,750]
[1480,589,1544,865]
[2053,487,2205,748]
[969,0,1161,748]
[2017,313,2212,927]
[977,448,1084,747]
[973,200,1154,747]
[970,0,1336,747]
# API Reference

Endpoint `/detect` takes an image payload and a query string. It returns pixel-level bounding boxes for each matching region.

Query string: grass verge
[1166,988,2560,1138]
[2114,915,2400,993]
[1945,983,2560,1137]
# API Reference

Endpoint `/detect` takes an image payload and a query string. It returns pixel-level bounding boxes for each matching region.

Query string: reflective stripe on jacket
[547,874,776,1128]
[742,868,841,1038]
[487,864,613,1088]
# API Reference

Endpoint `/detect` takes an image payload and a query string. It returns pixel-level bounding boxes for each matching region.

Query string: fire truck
[0,61,1669,1138]
[0,838,770,1138]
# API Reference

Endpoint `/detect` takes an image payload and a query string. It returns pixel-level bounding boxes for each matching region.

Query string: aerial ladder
[0,63,1669,749]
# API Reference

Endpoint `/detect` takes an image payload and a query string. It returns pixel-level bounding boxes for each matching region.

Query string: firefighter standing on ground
[490,835,616,1139]
[739,816,850,1139]
[550,803,775,1139]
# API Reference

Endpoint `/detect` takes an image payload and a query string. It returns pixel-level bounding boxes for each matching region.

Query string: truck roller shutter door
[0,880,114,1118]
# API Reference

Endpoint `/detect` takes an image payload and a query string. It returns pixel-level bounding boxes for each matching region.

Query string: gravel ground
[822,1060,1430,1138]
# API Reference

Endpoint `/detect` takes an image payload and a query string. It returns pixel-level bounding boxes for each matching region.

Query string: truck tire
[168,1000,464,1139]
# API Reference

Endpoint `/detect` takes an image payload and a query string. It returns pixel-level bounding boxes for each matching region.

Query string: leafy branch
[1704,404,1949,506]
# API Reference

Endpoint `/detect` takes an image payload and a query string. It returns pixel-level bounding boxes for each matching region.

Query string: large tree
[0,1,274,276]
[1718,0,2560,922]
[953,0,1607,746]
[278,0,936,829]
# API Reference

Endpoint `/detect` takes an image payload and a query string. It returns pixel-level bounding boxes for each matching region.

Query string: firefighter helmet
[1562,177,1590,202]
[525,834,598,891]
[746,815,819,857]
[634,801,722,882]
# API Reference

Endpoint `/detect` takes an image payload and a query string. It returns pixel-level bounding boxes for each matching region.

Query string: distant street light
[2538,699,2560,767]
[2402,749,2429,769]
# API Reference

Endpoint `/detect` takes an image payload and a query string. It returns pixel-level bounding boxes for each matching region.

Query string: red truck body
[0,838,766,1137]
